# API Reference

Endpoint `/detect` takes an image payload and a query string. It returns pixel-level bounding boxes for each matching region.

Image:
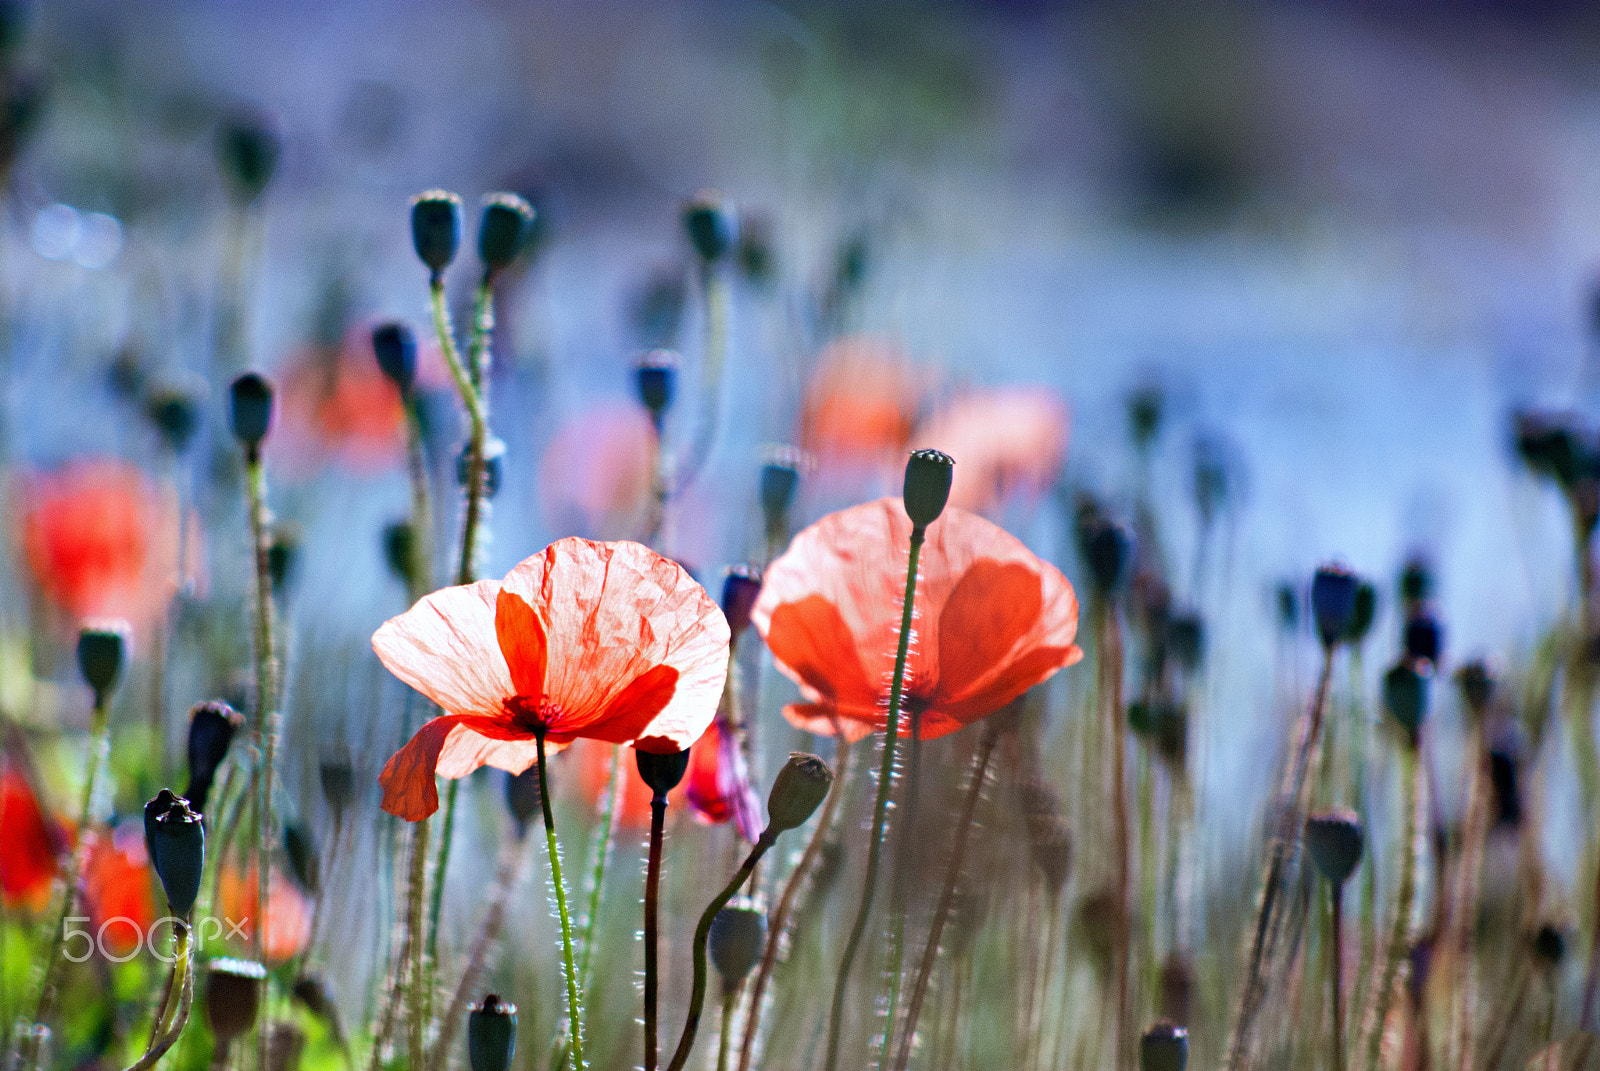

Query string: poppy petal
[576,664,680,746]
[763,596,880,710]
[781,702,877,743]
[936,559,1045,699]
[373,580,513,719]
[378,713,527,820]
[495,589,549,700]
[936,643,1084,727]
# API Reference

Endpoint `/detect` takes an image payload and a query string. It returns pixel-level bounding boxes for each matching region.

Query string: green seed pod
[217,111,280,206]
[765,752,833,834]
[144,790,205,917]
[372,321,418,397]
[636,747,690,799]
[683,194,735,263]
[146,386,203,454]
[1140,1020,1188,1071]
[411,190,462,275]
[709,901,766,987]
[1304,809,1364,886]
[229,372,275,449]
[1383,660,1430,741]
[902,449,954,530]
[478,193,535,274]
[77,624,127,702]
[467,994,517,1071]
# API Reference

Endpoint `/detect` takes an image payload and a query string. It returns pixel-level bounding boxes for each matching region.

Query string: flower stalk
[535,730,587,1071]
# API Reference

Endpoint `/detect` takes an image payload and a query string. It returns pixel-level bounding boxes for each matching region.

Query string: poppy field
[6,4,1600,1071]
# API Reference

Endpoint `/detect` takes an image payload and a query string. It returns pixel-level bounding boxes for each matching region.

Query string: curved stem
[124,923,193,1071]
[645,794,668,1071]
[891,728,998,1071]
[823,529,925,1071]
[536,732,587,1071]
[737,735,852,1071]
[664,832,777,1071]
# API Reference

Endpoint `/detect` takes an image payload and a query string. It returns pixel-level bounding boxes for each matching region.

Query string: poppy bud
[146,386,202,454]
[1166,612,1204,672]
[1383,660,1430,741]
[709,901,765,988]
[205,959,266,1046]
[759,445,804,535]
[1304,809,1363,886]
[503,766,543,834]
[765,752,833,834]
[320,754,356,817]
[1344,581,1377,645]
[145,790,205,917]
[1310,564,1359,648]
[903,448,954,530]
[1488,729,1523,828]
[683,194,735,263]
[268,521,301,596]
[1399,557,1434,607]
[77,623,127,702]
[736,213,775,286]
[230,372,275,450]
[1275,582,1298,633]
[185,700,243,812]
[372,321,417,397]
[1456,659,1495,717]
[468,994,517,1071]
[383,521,418,588]
[456,437,506,499]
[283,822,318,893]
[412,190,462,276]
[1028,815,1072,895]
[1532,924,1566,969]
[636,747,690,800]
[1514,411,1578,483]
[721,566,762,639]
[1404,616,1441,666]
[635,349,679,427]
[218,112,280,206]
[1081,519,1133,596]
[1128,387,1164,451]
[478,193,534,275]
[1139,1021,1188,1071]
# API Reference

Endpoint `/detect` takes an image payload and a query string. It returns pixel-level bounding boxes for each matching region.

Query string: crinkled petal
[495,589,549,700]
[781,702,877,743]
[379,714,532,820]
[373,580,511,718]
[761,596,880,710]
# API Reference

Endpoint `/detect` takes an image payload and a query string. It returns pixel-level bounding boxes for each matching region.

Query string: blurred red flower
[800,337,924,463]
[751,498,1082,741]
[567,738,655,829]
[17,458,195,629]
[0,759,65,912]
[538,403,655,539]
[373,538,730,821]
[274,327,408,474]
[81,821,157,959]
[914,388,1070,514]
[683,716,762,842]
[217,862,313,965]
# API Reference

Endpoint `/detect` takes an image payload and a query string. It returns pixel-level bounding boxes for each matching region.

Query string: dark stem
[891,728,998,1071]
[645,793,668,1071]
[1331,885,1346,1071]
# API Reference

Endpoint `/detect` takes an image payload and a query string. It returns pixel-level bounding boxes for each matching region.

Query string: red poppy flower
[0,760,64,912]
[374,538,731,821]
[751,498,1082,741]
[81,821,158,958]
[913,388,1070,514]
[800,337,924,463]
[217,862,313,965]
[17,458,196,629]
[683,716,762,842]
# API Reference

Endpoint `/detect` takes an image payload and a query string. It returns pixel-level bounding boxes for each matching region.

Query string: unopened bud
[721,566,762,639]
[218,112,280,206]
[1383,660,1430,741]
[185,700,243,813]
[77,623,127,702]
[765,752,833,834]
[146,386,202,454]
[504,766,542,833]
[1080,518,1133,596]
[372,321,418,397]
[383,521,418,588]
[635,349,679,427]
[145,790,205,917]
[683,194,735,263]
[229,372,275,449]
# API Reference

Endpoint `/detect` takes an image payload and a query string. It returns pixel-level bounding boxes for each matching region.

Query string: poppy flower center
[504,694,564,734]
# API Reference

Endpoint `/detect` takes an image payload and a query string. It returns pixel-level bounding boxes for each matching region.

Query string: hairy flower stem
[406,817,432,1071]
[1329,885,1347,1071]
[1097,598,1132,1071]
[123,922,193,1071]
[1362,743,1422,1071]
[645,792,670,1071]
[879,708,924,1067]
[665,832,779,1071]
[536,731,587,1071]
[31,694,111,1035]
[737,734,853,1071]
[822,527,925,1071]
[891,728,999,1071]
[1226,644,1337,1071]
[1448,726,1490,1071]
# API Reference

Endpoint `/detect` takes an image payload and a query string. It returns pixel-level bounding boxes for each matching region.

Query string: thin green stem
[880,708,925,1066]
[716,987,737,1071]
[124,923,193,1071]
[245,450,278,1071]
[664,832,777,1071]
[823,529,925,1071]
[1330,885,1346,1071]
[537,732,587,1071]
[645,794,668,1071]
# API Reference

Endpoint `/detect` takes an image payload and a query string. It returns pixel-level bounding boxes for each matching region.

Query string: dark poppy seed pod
[636,747,690,799]
[1140,1020,1188,1071]
[205,959,266,1046]
[229,372,275,450]
[319,754,356,817]
[283,822,318,893]
[1128,386,1164,451]
[709,901,766,988]
[1533,925,1566,969]
[1081,519,1134,596]
[185,700,243,812]
[1514,411,1577,484]
[721,566,762,639]
[218,112,280,205]
[1399,557,1434,607]
[1345,581,1377,645]
[411,190,463,276]
[1383,660,1430,741]
[504,766,542,834]
[383,521,418,588]
[1305,809,1364,886]
[736,213,774,285]
[146,386,202,454]
[635,349,679,427]
[478,193,535,275]
[1029,815,1072,895]
[1488,735,1523,828]
[268,521,301,596]
[1404,616,1441,666]
[291,973,338,1026]
[468,994,517,1071]
[1275,582,1298,633]
[903,449,955,530]
[77,624,127,702]
[766,752,833,834]
[1167,612,1204,672]
[456,437,506,499]
[683,194,735,263]
[1310,564,1359,648]
[759,445,804,534]
[372,321,418,397]
[145,790,205,917]
[1456,660,1495,717]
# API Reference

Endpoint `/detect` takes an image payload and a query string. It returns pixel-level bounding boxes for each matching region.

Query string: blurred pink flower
[915,388,1070,514]
[538,403,655,539]
[800,336,925,463]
